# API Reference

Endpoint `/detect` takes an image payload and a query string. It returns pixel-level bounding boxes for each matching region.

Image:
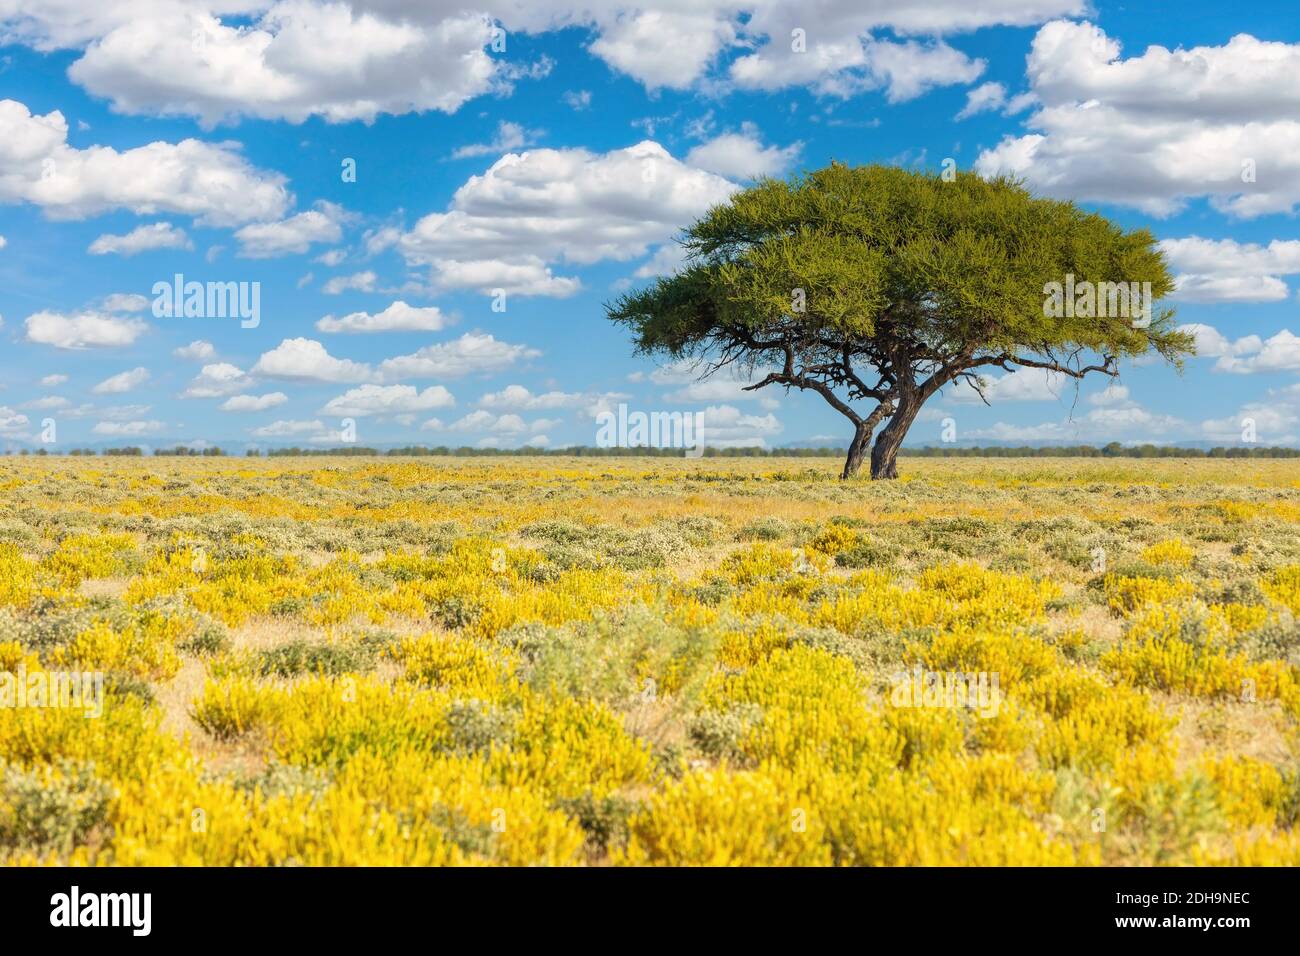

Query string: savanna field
[2,456,1300,866]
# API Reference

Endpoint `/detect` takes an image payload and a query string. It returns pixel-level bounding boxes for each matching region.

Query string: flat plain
[2,456,1299,865]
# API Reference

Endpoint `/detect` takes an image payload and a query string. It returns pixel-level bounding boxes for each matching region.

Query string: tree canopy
[607,163,1194,479]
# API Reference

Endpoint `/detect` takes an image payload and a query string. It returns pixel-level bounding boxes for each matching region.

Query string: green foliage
[606,163,1194,477]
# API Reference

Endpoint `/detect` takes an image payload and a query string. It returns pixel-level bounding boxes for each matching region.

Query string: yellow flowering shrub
[1105,574,1196,615]
[1140,538,1195,568]
[1,455,1296,867]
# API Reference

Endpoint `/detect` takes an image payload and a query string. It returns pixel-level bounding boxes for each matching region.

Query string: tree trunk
[841,422,872,479]
[839,402,894,480]
[870,401,920,480]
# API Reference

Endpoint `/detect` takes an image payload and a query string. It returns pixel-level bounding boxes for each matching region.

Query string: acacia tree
[607,164,1193,479]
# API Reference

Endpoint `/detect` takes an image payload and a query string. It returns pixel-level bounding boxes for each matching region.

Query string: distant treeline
[901,443,1300,459]
[6,442,1300,458]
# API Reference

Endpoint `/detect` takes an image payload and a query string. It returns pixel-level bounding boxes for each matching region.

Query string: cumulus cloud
[40,374,68,387]
[375,141,736,296]
[0,98,288,224]
[0,407,31,437]
[91,366,149,394]
[220,392,288,412]
[180,362,250,398]
[685,124,801,179]
[452,120,542,159]
[320,384,456,417]
[321,271,377,295]
[1210,330,1300,375]
[477,385,626,413]
[696,403,782,447]
[954,81,1033,119]
[235,201,348,258]
[92,419,164,436]
[1202,399,1300,445]
[24,310,147,349]
[648,359,777,404]
[975,21,1300,218]
[730,35,985,101]
[173,340,216,361]
[1175,323,1300,376]
[252,338,373,383]
[250,419,326,438]
[6,1,1083,115]
[64,4,503,126]
[963,405,1190,444]
[376,333,539,380]
[88,221,191,256]
[946,366,1069,404]
[100,293,150,313]
[316,300,451,334]
[1161,237,1300,303]
[589,10,736,90]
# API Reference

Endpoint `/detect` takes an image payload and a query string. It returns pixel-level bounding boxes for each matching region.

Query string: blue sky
[2,1,1299,451]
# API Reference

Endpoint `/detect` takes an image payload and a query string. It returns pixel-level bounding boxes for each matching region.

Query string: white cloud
[61,402,151,421]
[686,124,801,179]
[1179,323,1263,361]
[632,244,690,280]
[24,310,146,349]
[235,202,347,258]
[1088,383,1130,407]
[697,403,782,448]
[63,5,503,126]
[730,35,985,101]
[1212,330,1300,375]
[0,407,30,437]
[220,392,288,412]
[946,366,1068,404]
[562,90,591,110]
[320,384,455,417]
[250,419,326,438]
[379,141,736,296]
[321,271,377,295]
[956,81,1006,119]
[91,366,149,394]
[377,333,539,381]
[100,293,150,313]
[9,2,1085,117]
[0,235,6,249]
[180,362,250,398]
[0,98,288,225]
[40,374,68,387]
[252,338,373,383]
[173,340,216,361]
[1161,237,1300,303]
[649,359,775,403]
[1202,402,1299,445]
[589,11,736,91]
[964,405,1190,443]
[22,396,69,410]
[316,300,451,334]
[452,121,541,159]
[478,385,618,412]
[88,221,190,256]
[975,21,1300,218]
[92,419,164,436]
